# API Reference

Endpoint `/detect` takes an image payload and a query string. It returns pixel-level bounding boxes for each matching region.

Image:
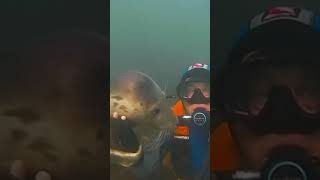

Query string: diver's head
[219,6,320,173]
[177,63,210,114]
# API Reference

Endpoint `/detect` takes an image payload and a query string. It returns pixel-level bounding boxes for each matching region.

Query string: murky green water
[110,0,210,94]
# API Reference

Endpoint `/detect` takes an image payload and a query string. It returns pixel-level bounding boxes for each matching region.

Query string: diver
[213,6,320,180]
[166,63,211,180]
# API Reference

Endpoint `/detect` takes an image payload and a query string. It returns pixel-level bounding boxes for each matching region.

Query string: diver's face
[182,82,210,114]
[230,66,320,170]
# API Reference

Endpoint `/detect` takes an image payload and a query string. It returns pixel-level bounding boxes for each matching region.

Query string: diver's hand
[9,160,52,180]
[112,112,127,121]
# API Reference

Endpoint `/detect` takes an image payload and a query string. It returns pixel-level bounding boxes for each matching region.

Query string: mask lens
[292,71,320,114]
[180,82,210,99]
[223,65,320,116]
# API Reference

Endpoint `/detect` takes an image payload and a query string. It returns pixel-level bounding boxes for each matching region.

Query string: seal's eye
[153,108,160,115]
[150,108,161,119]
